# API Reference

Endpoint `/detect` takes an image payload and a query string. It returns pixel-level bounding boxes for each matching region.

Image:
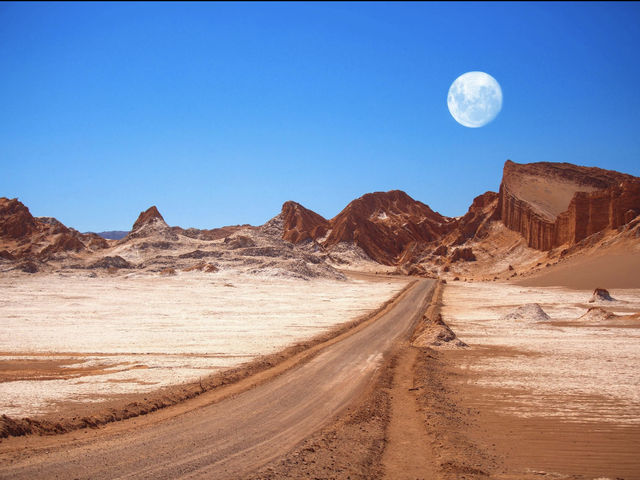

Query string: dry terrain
[0,271,407,419]
[0,279,435,479]
[1,159,639,478]
[439,281,640,479]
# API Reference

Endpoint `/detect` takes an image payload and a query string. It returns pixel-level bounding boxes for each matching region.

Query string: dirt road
[0,279,435,480]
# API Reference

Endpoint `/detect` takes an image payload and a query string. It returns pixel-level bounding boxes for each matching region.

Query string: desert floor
[1,274,639,479]
[0,271,408,418]
[440,281,640,479]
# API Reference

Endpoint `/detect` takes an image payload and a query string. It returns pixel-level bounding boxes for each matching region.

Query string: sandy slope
[0,280,435,479]
[517,249,640,289]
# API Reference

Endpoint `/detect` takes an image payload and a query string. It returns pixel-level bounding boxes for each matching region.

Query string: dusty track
[0,279,435,480]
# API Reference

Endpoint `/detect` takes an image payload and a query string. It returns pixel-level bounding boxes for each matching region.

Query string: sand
[441,282,640,421]
[0,271,408,418]
[439,281,640,478]
[517,250,640,289]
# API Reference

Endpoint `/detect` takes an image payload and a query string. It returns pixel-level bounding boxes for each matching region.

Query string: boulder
[589,288,614,303]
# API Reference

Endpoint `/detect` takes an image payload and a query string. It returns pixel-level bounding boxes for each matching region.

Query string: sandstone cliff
[499,160,640,250]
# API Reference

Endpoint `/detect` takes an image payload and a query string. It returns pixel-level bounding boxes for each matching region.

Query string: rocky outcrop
[275,190,458,265]
[132,206,164,231]
[0,198,39,239]
[578,307,618,322]
[449,247,476,263]
[555,180,640,246]
[500,303,551,322]
[322,190,456,265]
[183,261,218,273]
[0,197,109,261]
[413,313,468,349]
[589,288,615,303]
[90,256,132,269]
[127,206,178,241]
[272,190,504,268]
[447,191,500,246]
[280,201,329,244]
[499,160,640,250]
[224,235,256,249]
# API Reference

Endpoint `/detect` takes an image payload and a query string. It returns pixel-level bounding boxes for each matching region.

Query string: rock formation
[499,160,640,250]
[448,247,476,263]
[90,256,132,269]
[589,288,615,303]
[322,190,457,265]
[0,197,108,262]
[449,191,500,245]
[127,206,178,241]
[0,198,39,239]
[274,190,459,266]
[280,201,330,244]
[3,159,637,278]
[578,307,618,322]
[132,206,165,231]
[501,303,551,322]
[412,313,468,349]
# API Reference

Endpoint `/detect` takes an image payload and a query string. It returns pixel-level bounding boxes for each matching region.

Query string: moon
[447,72,502,128]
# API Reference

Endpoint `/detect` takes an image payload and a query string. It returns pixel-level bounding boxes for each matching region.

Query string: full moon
[447,71,502,128]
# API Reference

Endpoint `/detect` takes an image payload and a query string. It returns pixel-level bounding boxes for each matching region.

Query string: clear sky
[1,2,639,232]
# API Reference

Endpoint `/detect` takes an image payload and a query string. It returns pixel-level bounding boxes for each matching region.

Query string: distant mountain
[95,231,129,240]
[2,159,638,280]
[0,197,108,267]
[276,190,458,265]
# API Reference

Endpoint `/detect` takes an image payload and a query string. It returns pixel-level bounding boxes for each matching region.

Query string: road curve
[0,279,435,480]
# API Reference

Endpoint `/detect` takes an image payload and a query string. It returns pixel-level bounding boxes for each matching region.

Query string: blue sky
[1,2,639,232]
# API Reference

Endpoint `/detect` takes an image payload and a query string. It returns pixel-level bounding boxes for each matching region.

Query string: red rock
[280,201,329,244]
[589,288,614,302]
[132,206,165,231]
[183,262,218,273]
[0,198,39,239]
[277,190,501,267]
[449,247,476,262]
[0,250,15,260]
[322,190,456,265]
[625,209,638,224]
[433,245,448,256]
[0,197,109,261]
[38,234,86,259]
[499,160,640,250]
[456,191,500,242]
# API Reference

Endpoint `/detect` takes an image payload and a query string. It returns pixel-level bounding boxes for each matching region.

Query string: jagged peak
[132,206,166,231]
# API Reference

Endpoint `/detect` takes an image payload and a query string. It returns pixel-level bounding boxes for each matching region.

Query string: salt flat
[442,281,640,424]
[0,272,408,417]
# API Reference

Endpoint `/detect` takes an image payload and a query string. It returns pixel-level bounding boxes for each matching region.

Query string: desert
[1,157,640,479]
[2,3,640,479]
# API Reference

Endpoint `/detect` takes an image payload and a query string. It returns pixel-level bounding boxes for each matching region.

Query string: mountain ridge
[2,159,638,280]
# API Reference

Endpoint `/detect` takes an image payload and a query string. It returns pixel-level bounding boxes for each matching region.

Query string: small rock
[589,288,614,303]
